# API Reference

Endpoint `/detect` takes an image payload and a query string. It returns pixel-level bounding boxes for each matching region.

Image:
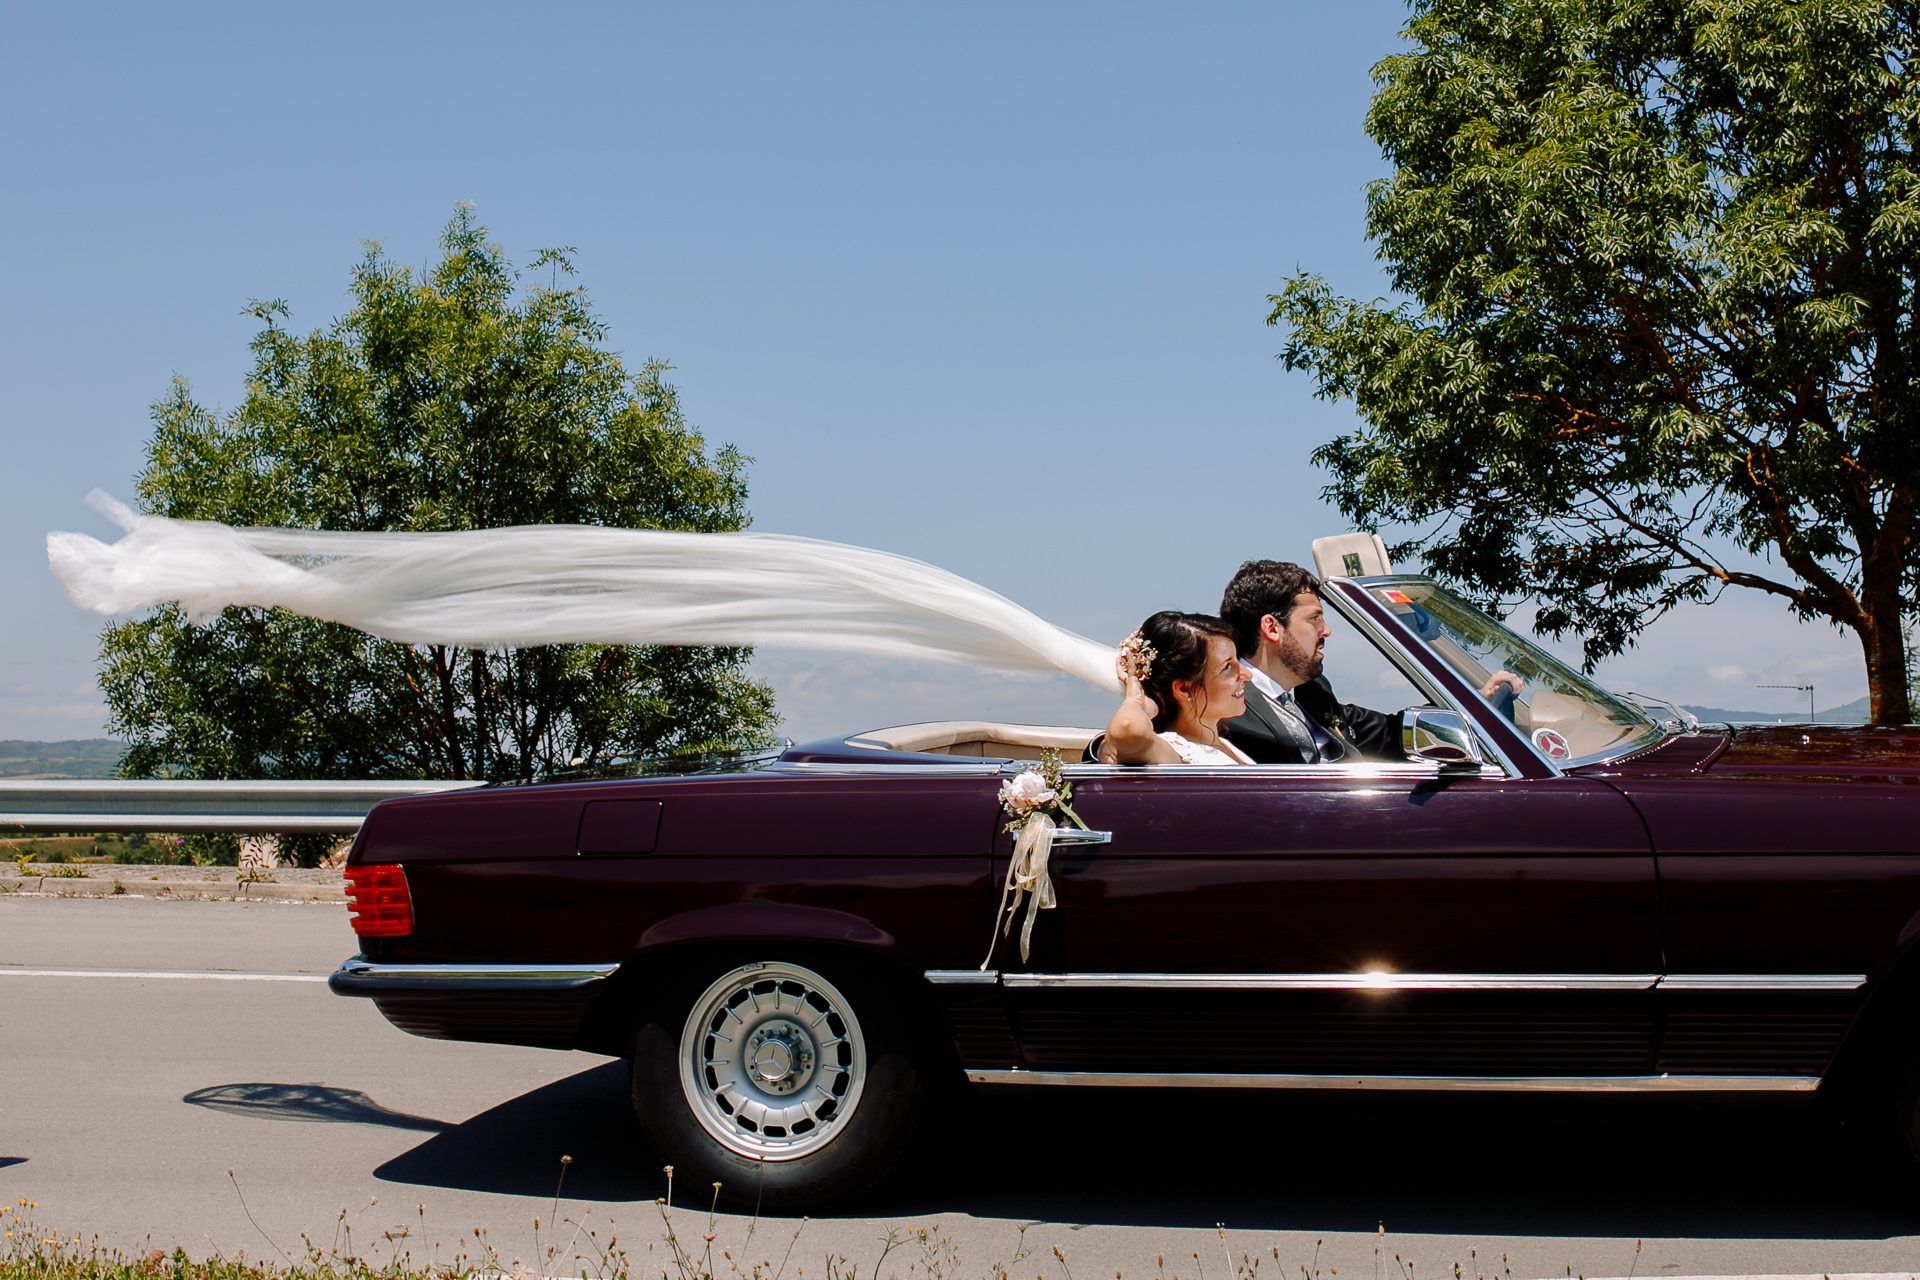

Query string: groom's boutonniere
[984,749,1089,968]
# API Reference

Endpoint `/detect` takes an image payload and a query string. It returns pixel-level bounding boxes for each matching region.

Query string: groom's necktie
[1271,690,1323,763]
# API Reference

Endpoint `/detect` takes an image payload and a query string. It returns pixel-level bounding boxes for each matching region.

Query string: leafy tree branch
[1272,0,1920,722]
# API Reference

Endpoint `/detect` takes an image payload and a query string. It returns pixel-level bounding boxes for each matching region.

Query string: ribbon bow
[983,811,1060,967]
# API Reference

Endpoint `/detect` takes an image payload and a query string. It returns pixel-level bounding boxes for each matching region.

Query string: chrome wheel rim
[678,961,866,1161]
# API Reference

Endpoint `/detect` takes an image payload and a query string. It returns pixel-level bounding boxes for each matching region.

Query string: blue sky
[0,2,1868,742]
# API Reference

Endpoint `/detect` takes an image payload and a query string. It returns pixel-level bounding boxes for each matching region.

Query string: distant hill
[1682,695,1872,725]
[0,739,125,779]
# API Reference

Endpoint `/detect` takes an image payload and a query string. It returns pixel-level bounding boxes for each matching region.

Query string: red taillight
[344,864,414,938]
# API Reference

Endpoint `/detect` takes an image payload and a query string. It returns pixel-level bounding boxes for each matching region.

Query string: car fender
[572,905,916,1059]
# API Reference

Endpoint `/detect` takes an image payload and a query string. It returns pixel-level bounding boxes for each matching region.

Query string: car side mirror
[1401,707,1485,772]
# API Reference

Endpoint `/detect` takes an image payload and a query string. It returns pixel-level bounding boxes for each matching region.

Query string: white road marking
[0,967,328,983]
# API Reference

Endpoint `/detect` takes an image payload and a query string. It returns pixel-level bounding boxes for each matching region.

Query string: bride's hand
[1115,631,1156,684]
[1114,653,1157,715]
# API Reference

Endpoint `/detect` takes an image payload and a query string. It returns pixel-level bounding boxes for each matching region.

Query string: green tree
[1908,609,1920,710]
[102,206,777,802]
[1271,0,1919,724]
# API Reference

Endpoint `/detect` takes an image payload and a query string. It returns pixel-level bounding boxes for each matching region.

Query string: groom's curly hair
[1134,611,1235,732]
[1220,560,1319,658]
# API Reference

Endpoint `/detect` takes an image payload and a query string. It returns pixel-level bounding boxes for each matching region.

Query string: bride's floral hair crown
[1116,631,1157,683]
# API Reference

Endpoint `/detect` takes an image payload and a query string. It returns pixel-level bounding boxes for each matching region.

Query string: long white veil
[47,492,1120,693]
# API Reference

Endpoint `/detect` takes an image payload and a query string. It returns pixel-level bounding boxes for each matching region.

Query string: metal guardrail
[0,780,483,834]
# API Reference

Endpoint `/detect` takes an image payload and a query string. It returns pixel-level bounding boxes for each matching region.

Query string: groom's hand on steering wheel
[1478,670,1524,721]
[1478,670,1524,699]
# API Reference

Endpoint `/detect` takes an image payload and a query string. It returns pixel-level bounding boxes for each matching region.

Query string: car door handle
[1050,829,1112,847]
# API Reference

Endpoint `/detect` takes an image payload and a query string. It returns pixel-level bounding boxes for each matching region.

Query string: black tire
[628,955,930,1211]
[1892,1012,1920,1168]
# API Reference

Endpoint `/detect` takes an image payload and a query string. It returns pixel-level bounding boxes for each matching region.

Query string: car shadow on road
[369,1062,1920,1237]
[373,1061,660,1203]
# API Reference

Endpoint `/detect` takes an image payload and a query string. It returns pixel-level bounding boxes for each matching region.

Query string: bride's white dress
[1157,731,1251,765]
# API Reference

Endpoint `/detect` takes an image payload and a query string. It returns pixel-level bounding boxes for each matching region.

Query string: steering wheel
[1485,682,1518,722]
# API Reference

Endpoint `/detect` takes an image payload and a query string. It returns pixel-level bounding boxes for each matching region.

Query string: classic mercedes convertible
[328,573,1920,1208]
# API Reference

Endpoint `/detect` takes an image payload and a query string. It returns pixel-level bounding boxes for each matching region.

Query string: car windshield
[1362,580,1666,764]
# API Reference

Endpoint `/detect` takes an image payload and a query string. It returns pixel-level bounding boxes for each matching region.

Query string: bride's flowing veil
[46,491,1120,694]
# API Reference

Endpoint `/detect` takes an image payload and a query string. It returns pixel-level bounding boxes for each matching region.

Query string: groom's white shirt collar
[1241,661,1288,702]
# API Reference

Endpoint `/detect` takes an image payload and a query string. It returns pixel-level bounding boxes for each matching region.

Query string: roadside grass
[2,1178,845,1280]
[0,835,220,867]
[0,1178,1573,1280]
[0,834,350,869]
[6,856,89,879]
[1,839,98,865]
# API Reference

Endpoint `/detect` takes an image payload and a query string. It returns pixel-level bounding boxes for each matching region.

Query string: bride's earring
[1172,682,1207,738]
[1192,690,1216,742]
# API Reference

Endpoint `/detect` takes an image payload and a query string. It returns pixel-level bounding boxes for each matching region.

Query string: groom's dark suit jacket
[1225,675,1405,764]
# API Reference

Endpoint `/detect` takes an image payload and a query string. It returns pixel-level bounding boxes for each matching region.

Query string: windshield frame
[1320,575,1674,774]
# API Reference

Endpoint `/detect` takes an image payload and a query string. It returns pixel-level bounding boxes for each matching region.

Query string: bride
[1099,611,1252,765]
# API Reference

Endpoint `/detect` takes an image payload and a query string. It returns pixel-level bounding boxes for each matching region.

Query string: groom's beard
[1277,632,1323,684]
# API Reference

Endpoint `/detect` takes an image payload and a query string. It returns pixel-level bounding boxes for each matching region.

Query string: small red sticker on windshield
[1382,590,1412,604]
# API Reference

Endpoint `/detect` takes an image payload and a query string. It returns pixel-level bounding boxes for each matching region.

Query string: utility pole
[1758,682,1815,723]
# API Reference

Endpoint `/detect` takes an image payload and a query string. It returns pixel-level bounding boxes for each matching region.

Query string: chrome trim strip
[761,760,1006,777]
[1056,761,1496,781]
[965,1069,1821,1093]
[1658,973,1868,991]
[331,958,619,986]
[999,972,1660,990]
[924,969,1000,985]
[1048,828,1112,847]
[992,971,1870,991]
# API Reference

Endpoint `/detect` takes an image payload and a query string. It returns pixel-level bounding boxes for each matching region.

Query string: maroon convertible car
[329,574,1920,1208]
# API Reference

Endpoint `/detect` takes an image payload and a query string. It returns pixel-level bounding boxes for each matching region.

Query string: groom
[1217,559,1405,763]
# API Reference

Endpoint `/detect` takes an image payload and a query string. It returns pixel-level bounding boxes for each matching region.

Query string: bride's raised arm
[1101,638,1182,765]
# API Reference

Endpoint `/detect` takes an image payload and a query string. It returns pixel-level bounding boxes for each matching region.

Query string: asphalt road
[2,895,1918,1280]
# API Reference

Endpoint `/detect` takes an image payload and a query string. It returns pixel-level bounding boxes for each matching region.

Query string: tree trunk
[469,648,490,782]
[430,645,468,778]
[1859,602,1915,726]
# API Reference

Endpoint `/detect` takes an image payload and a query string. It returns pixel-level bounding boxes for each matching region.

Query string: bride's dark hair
[1134,610,1235,732]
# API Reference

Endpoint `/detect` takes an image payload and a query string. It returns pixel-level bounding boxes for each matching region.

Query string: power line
[1757,682,1815,722]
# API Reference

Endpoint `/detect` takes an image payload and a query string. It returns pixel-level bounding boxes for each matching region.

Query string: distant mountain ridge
[0,739,125,779]
[1680,695,1872,725]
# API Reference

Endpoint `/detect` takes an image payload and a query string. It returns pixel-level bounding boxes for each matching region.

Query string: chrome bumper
[328,956,620,996]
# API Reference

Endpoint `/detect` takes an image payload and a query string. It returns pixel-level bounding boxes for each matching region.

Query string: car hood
[1592,724,1920,783]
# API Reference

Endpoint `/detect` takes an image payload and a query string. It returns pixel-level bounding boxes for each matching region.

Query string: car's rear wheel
[1891,1012,1920,1167]
[629,956,929,1210]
